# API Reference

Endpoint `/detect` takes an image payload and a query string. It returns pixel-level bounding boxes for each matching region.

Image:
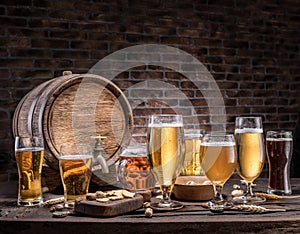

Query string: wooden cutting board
[74,194,144,217]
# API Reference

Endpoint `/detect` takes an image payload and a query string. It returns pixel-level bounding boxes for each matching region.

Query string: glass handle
[117,159,133,189]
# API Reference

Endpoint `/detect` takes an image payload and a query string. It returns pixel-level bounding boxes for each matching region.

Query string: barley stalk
[43,197,65,206]
[256,192,281,200]
[256,192,300,200]
[231,204,286,213]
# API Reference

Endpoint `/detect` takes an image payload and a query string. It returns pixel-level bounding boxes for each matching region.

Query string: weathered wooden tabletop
[1,178,300,234]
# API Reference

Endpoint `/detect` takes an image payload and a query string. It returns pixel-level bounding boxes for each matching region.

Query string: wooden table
[1,178,300,234]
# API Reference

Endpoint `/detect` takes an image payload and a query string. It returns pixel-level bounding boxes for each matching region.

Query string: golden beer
[148,125,185,194]
[181,137,203,176]
[16,148,44,205]
[59,155,92,207]
[200,142,237,186]
[235,129,265,183]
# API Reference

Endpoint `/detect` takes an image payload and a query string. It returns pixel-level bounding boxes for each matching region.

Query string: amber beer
[266,131,293,195]
[235,129,265,183]
[59,155,92,207]
[148,125,185,193]
[16,148,44,206]
[200,142,237,186]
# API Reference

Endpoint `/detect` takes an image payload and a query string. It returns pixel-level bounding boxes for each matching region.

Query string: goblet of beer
[234,117,266,204]
[147,114,185,210]
[200,133,237,213]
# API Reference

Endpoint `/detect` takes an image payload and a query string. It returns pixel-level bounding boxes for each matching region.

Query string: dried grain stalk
[231,204,286,213]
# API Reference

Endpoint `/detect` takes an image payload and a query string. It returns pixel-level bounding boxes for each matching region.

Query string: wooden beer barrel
[13,73,133,191]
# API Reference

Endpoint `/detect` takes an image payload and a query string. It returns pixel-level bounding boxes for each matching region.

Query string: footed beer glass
[200,133,237,213]
[234,117,266,204]
[147,115,185,210]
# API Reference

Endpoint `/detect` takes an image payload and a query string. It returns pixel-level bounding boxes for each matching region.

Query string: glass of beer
[180,129,205,176]
[147,114,185,210]
[59,144,93,208]
[15,136,44,206]
[266,130,293,195]
[117,144,156,191]
[234,117,266,204]
[200,133,237,213]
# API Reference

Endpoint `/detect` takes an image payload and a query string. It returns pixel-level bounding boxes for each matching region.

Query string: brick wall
[0,0,300,180]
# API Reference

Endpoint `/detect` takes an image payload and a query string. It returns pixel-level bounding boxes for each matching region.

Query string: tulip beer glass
[234,117,266,204]
[15,136,44,206]
[147,115,185,210]
[200,133,237,213]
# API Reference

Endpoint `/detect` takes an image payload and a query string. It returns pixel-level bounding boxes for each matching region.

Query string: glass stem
[159,187,172,206]
[245,182,255,198]
[213,184,224,204]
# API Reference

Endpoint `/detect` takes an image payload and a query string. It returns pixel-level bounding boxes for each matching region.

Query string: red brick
[146,99,178,108]
[0,16,27,27]
[28,18,69,29]
[0,59,33,68]
[1,37,30,48]
[9,48,52,58]
[11,69,52,79]
[34,59,73,68]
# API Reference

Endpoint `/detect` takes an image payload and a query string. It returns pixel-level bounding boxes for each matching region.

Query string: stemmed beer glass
[200,133,237,213]
[234,117,266,204]
[147,114,185,210]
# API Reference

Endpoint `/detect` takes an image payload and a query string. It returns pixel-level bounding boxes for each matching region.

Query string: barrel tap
[91,135,109,173]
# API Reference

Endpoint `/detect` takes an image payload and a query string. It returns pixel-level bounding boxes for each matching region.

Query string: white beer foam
[148,123,183,127]
[266,138,293,141]
[234,128,263,133]
[59,155,93,160]
[201,142,236,146]
[16,147,44,152]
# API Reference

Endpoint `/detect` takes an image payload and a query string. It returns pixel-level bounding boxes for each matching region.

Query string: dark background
[0,0,299,181]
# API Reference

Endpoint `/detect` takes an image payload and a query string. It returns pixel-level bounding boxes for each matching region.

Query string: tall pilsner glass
[234,117,266,204]
[200,133,237,213]
[147,114,185,210]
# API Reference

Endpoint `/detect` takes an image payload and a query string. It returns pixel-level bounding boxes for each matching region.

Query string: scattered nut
[86,193,97,200]
[122,190,135,198]
[109,195,124,201]
[49,204,64,212]
[55,204,64,211]
[42,187,49,193]
[231,189,244,197]
[95,191,107,198]
[143,202,151,208]
[49,205,57,212]
[96,198,110,203]
[233,184,240,190]
[106,190,124,197]
[145,207,153,218]
[52,211,69,218]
